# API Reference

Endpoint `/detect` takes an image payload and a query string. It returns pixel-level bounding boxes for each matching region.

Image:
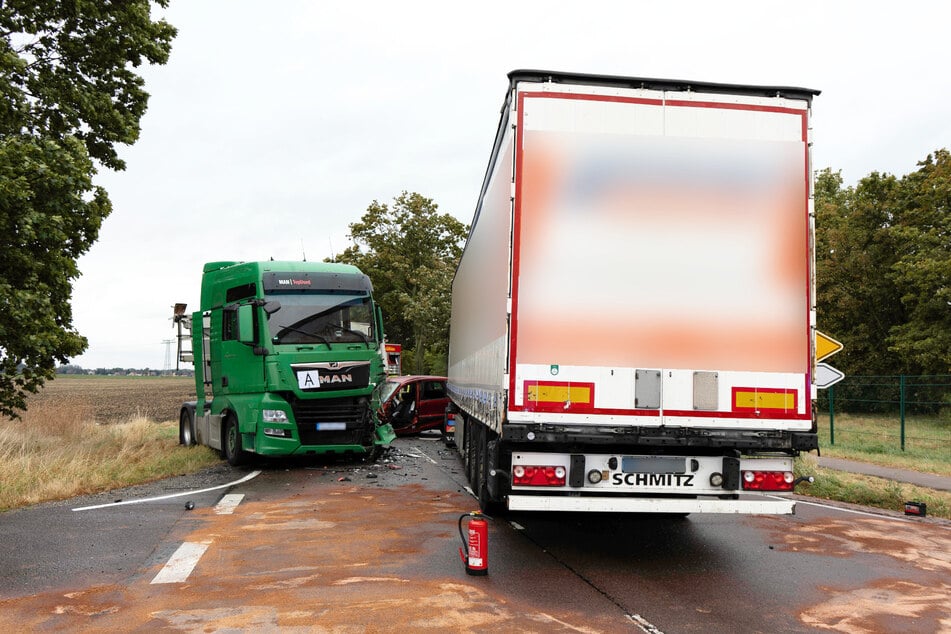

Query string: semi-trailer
[447,70,820,514]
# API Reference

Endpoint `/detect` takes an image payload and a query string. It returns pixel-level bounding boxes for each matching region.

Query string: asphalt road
[1,436,948,632]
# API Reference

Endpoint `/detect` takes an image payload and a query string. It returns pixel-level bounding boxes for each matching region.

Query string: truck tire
[179,408,196,446]
[223,415,249,467]
[362,444,383,463]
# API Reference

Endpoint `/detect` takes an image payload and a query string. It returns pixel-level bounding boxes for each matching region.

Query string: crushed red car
[372,375,449,436]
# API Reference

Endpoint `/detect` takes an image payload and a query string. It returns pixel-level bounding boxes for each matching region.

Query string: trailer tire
[475,426,503,516]
[465,419,477,486]
[179,408,196,446]
[223,415,249,467]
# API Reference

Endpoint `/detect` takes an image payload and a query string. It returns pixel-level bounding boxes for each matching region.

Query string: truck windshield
[266,294,375,346]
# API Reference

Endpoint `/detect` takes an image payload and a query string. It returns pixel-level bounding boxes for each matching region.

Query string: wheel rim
[227,422,236,455]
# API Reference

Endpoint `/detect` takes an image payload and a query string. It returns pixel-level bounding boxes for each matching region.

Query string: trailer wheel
[464,419,477,486]
[179,408,196,446]
[475,426,503,515]
[223,415,249,467]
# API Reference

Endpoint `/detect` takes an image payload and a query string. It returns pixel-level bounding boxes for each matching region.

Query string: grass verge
[816,412,950,476]
[0,397,220,512]
[794,411,951,519]
[795,453,950,520]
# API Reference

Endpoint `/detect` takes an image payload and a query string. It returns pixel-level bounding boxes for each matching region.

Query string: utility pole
[161,339,174,375]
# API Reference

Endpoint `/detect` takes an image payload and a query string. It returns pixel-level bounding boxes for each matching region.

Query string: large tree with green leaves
[334,192,468,375]
[886,149,951,375]
[814,168,906,376]
[815,151,951,379]
[0,1,176,418]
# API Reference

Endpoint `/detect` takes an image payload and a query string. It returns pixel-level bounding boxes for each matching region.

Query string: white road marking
[406,450,438,465]
[214,493,245,515]
[150,541,211,584]
[629,613,665,633]
[72,470,261,511]
[785,496,920,523]
[509,521,525,530]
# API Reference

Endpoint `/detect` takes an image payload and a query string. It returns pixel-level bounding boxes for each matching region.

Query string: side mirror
[237,304,256,345]
[375,305,384,341]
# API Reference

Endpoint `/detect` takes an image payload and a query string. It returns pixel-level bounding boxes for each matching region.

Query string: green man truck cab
[178,261,395,465]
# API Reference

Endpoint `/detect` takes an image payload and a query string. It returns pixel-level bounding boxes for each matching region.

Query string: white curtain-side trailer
[447,70,821,515]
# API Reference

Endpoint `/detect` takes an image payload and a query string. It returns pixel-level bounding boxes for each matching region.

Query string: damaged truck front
[178,260,395,465]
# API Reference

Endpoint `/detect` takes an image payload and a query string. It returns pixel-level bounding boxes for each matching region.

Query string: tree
[334,192,468,375]
[0,2,176,418]
[815,152,951,380]
[886,150,951,375]
[814,168,906,376]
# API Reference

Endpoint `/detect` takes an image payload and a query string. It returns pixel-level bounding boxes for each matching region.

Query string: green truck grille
[288,395,372,446]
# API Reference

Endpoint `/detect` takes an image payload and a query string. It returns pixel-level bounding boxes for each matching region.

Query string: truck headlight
[263,409,288,423]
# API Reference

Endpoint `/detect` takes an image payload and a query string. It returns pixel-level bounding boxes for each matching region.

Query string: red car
[373,375,449,436]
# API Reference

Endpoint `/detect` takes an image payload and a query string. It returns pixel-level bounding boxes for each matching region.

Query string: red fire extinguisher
[458,511,489,576]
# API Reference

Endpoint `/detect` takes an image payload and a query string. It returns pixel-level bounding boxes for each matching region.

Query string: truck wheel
[362,444,383,463]
[223,415,249,467]
[179,408,196,446]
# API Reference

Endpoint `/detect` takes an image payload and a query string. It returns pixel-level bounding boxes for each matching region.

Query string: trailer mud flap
[485,439,501,499]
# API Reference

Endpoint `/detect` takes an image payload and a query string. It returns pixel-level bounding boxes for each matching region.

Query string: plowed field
[28,375,195,423]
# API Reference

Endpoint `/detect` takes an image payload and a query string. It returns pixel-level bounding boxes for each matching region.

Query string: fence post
[899,374,906,452]
[828,384,835,446]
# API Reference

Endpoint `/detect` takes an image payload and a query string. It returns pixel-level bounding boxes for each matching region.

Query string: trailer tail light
[742,470,795,491]
[513,465,566,487]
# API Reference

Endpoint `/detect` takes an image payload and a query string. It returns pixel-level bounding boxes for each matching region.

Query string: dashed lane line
[150,541,211,584]
[406,450,439,465]
[629,613,665,633]
[214,493,245,515]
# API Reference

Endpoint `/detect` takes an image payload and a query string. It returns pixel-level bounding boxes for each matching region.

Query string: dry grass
[0,376,220,512]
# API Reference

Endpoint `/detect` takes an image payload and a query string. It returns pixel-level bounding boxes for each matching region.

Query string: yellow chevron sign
[815,331,844,362]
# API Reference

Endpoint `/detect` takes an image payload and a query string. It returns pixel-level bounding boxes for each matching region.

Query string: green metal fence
[817,375,951,452]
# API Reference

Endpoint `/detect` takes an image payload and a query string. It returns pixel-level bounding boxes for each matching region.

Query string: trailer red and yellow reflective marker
[732,387,798,414]
[524,381,595,412]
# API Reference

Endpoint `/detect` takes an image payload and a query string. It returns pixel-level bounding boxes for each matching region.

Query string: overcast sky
[70,0,951,369]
